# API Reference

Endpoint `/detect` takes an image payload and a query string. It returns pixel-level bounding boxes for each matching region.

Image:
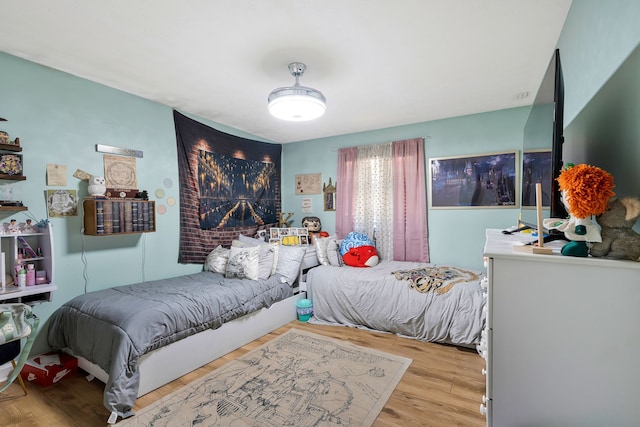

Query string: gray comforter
[47,271,293,418]
[307,261,485,346]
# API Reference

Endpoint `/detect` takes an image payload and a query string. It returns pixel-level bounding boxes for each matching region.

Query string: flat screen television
[522,48,567,224]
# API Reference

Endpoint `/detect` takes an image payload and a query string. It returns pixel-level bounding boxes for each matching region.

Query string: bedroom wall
[0,52,271,328]
[556,0,640,203]
[281,108,528,271]
[281,0,640,271]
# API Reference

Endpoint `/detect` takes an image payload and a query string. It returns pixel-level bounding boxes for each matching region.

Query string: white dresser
[481,229,640,426]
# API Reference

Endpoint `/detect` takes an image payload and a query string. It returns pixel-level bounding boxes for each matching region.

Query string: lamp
[268,62,326,121]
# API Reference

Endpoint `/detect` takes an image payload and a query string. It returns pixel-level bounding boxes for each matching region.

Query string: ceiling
[0,1,572,144]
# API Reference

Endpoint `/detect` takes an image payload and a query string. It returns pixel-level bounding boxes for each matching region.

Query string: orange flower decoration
[557,164,615,219]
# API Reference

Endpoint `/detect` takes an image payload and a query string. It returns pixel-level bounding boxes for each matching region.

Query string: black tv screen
[522,48,566,219]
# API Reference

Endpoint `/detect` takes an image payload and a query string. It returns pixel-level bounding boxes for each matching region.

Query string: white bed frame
[74,293,304,398]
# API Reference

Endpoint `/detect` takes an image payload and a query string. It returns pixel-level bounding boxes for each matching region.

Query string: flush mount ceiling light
[268,62,326,121]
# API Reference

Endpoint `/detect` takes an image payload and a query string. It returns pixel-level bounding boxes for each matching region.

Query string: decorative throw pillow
[326,239,344,266]
[225,245,260,280]
[339,231,376,256]
[314,235,335,266]
[257,245,275,280]
[237,234,276,279]
[204,245,229,274]
[275,244,306,285]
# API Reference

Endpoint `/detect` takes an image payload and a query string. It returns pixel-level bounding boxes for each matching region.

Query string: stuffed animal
[590,196,640,261]
[543,164,615,257]
[88,175,107,197]
[339,231,379,267]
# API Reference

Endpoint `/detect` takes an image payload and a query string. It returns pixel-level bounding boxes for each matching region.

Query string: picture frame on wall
[521,149,552,208]
[429,151,519,208]
[323,177,336,211]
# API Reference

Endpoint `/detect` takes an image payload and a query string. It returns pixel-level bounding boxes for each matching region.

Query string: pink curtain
[392,138,429,262]
[336,147,358,238]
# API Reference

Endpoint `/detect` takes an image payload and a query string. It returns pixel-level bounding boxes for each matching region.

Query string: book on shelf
[17,236,38,258]
[112,201,120,233]
[103,200,113,234]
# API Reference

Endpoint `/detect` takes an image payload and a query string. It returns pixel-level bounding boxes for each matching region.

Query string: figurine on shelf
[8,219,20,234]
[22,219,37,233]
[88,175,107,197]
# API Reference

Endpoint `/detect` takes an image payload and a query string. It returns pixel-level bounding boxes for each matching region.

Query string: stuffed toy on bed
[543,163,615,257]
[339,231,379,267]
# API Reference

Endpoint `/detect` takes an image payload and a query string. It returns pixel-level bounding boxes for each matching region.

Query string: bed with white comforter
[306,260,486,346]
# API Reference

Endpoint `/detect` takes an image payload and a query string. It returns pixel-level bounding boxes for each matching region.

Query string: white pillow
[314,235,333,266]
[205,245,229,274]
[237,234,276,279]
[275,244,306,285]
[257,245,275,280]
[327,239,344,266]
[225,245,260,280]
[238,234,265,247]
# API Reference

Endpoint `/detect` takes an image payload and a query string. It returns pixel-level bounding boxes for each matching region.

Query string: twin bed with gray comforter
[47,271,293,419]
[306,260,486,347]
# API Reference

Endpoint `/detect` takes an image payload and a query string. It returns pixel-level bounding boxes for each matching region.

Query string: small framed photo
[429,151,519,208]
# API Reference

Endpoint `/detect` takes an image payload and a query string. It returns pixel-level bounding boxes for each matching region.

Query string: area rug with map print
[117,328,412,427]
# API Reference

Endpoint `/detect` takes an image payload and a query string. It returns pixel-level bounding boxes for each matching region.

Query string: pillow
[275,244,306,285]
[257,245,275,280]
[238,234,265,247]
[204,245,229,274]
[237,234,277,279]
[225,245,260,280]
[339,231,375,256]
[326,239,343,266]
[314,235,335,266]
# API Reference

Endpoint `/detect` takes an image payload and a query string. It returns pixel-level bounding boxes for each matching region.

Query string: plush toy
[88,175,107,197]
[339,231,379,267]
[543,164,615,257]
[590,196,640,261]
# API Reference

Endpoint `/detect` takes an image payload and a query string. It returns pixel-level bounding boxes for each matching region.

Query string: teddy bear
[543,163,615,257]
[590,196,640,261]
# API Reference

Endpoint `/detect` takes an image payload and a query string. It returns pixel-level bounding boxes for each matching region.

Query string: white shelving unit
[0,221,56,304]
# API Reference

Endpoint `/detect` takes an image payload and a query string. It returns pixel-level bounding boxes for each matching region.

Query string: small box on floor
[20,352,77,386]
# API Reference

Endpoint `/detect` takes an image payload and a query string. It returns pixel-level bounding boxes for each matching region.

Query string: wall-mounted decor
[47,189,78,217]
[295,173,322,194]
[323,178,336,211]
[429,151,519,208]
[174,111,281,264]
[521,149,552,208]
[104,154,137,190]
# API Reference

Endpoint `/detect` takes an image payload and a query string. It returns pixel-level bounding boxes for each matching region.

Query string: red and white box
[20,352,77,386]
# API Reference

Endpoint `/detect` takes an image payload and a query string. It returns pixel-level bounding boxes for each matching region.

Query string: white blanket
[306,261,486,345]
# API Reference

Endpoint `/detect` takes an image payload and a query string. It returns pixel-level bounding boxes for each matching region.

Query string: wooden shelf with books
[83,198,156,236]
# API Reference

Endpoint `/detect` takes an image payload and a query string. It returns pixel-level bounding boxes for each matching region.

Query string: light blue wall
[557,0,640,126]
[0,52,270,334]
[282,108,529,271]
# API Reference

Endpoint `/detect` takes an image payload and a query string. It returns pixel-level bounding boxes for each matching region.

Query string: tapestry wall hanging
[174,111,282,263]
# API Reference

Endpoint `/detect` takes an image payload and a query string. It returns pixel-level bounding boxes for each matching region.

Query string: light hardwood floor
[0,321,487,426]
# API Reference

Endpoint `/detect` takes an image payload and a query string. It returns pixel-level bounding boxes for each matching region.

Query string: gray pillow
[327,239,344,266]
[275,245,306,285]
[204,245,229,274]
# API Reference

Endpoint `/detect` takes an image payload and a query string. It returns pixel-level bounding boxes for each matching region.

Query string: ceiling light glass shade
[268,62,326,121]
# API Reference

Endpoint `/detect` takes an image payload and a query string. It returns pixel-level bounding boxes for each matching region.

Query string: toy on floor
[590,196,640,261]
[543,163,615,257]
